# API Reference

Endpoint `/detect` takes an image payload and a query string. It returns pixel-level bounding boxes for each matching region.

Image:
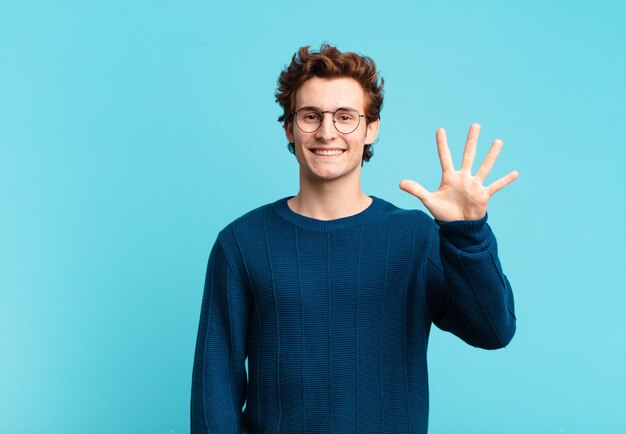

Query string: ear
[365,118,380,144]
[285,122,295,144]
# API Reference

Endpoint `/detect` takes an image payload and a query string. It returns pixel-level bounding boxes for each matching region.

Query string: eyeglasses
[291,107,369,134]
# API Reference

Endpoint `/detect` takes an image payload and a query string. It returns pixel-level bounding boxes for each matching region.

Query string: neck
[288,177,372,220]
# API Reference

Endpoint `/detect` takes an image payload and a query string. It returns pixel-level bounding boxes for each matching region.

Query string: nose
[315,112,337,141]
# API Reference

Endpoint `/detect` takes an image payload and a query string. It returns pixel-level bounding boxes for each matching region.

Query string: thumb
[399,179,429,201]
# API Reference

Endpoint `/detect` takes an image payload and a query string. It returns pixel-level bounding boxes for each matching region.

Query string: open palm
[400,124,518,222]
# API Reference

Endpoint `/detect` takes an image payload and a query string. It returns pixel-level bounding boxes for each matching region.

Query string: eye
[335,110,355,123]
[300,110,322,122]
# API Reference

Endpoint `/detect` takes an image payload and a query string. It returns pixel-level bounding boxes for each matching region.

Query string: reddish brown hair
[275,43,384,162]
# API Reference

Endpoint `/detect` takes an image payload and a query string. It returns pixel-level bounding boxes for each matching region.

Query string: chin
[309,166,361,183]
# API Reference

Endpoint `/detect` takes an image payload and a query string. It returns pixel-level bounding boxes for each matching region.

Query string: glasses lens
[295,109,322,133]
[334,109,360,134]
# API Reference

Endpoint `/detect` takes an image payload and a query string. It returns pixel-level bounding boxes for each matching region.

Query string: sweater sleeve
[191,237,249,433]
[425,214,516,349]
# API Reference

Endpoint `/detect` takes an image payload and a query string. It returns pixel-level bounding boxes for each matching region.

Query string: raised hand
[399,124,518,222]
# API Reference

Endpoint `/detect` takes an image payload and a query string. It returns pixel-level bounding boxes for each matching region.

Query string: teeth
[313,149,344,156]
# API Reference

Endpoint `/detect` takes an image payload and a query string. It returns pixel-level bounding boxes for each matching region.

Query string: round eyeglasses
[292,108,369,134]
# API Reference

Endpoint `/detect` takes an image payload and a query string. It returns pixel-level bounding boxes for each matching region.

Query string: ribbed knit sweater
[191,197,516,433]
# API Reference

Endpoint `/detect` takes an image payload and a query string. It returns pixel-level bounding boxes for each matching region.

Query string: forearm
[430,214,516,349]
[191,238,248,433]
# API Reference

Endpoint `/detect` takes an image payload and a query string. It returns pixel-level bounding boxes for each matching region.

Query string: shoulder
[365,197,439,249]
[208,199,288,282]
[216,197,288,248]
[373,197,436,230]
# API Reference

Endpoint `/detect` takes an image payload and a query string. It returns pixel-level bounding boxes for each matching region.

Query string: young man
[191,44,518,433]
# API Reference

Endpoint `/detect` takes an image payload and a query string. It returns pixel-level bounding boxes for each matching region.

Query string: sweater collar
[271,196,387,232]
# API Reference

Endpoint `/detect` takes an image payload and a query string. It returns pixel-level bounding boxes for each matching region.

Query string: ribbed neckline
[271,196,388,233]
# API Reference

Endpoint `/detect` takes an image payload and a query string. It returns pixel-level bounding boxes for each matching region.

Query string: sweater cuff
[435,213,492,249]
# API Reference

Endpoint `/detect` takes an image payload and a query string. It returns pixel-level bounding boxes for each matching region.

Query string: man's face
[285,77,379,185]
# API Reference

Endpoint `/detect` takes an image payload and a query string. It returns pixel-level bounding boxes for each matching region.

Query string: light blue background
[1,1,624,433]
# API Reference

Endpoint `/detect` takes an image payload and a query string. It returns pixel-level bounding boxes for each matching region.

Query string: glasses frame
[291,107,370,134]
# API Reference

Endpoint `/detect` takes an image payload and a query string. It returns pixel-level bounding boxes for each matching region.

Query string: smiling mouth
[311,149,345,156]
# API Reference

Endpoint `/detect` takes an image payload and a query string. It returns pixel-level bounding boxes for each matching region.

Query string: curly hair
[275,43,384,163]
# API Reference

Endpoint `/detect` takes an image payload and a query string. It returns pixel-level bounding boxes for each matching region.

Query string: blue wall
[1,1,624,432]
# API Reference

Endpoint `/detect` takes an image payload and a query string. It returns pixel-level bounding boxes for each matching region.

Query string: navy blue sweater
[191,197,516,433]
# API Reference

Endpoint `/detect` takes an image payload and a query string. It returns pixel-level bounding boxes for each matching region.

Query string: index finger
[436,128,454,172]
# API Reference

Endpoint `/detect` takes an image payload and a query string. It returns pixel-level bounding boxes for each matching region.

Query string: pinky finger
[486,170,519,196]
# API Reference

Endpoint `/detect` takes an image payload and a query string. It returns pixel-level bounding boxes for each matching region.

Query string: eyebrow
[296,106,358,112]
